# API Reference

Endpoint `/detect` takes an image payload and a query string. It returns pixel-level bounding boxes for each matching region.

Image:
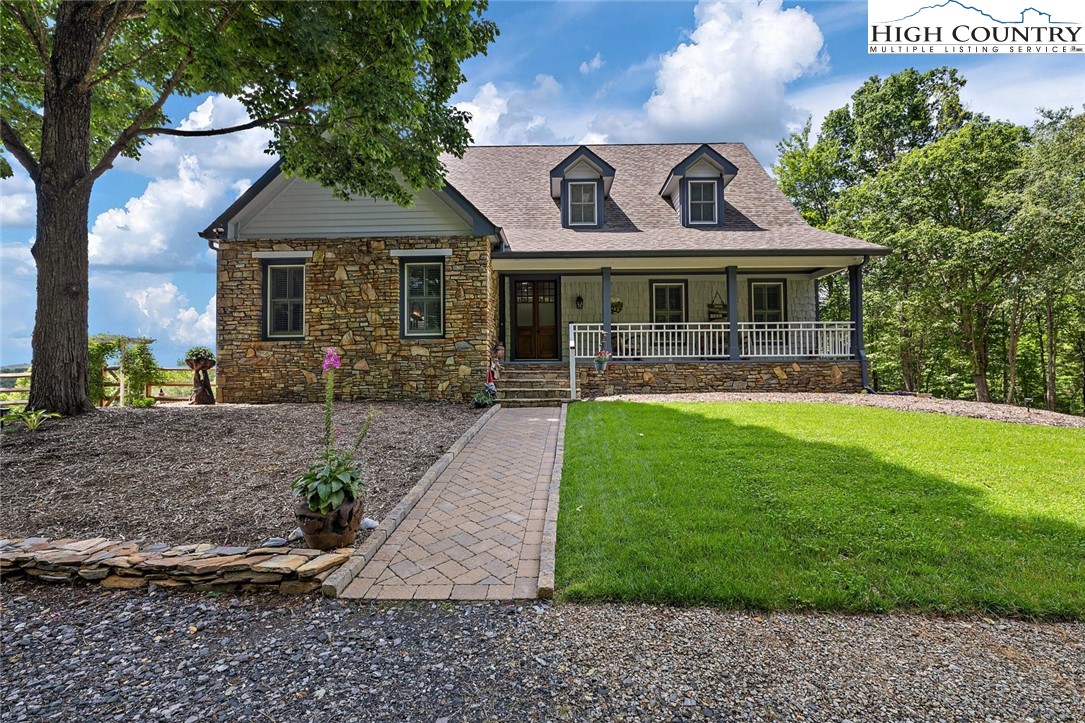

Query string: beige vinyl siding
[237,178,471,239]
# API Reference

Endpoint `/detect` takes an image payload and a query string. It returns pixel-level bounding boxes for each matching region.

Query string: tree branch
[89,37,173,88]
[1,117,40,182]
[3,0,50,66]
[83,1,145,88]
[87,2,243,185]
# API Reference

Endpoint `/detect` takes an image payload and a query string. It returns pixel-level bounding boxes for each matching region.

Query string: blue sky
[2,0,1082,366]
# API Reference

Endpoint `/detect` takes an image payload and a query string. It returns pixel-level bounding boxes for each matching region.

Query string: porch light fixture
[610,296,623,315]
[575,295,584,310]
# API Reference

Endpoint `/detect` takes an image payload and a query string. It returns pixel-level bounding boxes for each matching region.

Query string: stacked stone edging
[322,403,503,598]
[578,361,862,397]
[0,537,351,595]
[536,402,566,599]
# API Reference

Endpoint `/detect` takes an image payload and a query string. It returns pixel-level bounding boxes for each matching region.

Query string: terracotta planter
[293,495,364,551]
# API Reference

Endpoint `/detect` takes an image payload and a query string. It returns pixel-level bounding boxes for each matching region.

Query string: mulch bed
[0,402,483,547]
[592,391,1085,428]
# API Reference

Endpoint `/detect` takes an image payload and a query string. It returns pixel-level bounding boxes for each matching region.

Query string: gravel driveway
[592,392,1085,428]
[3,584,1082,722]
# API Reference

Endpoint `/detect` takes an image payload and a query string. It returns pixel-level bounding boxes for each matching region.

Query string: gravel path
[3,584,1082,722]
[593,391,1085,428]
[0,402,482,546]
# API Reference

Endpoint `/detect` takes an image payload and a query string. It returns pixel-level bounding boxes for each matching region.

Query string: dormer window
[568,182,597,225]
[688,180,717,225]
[551,146,613,229]
[659,144,738,229]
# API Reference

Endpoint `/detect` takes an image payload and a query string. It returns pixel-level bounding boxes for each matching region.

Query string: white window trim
[403,260,445,337]
[687,179,718,225]
[266,263,306,338]
[568,181,597,226]
[750,281,786,323]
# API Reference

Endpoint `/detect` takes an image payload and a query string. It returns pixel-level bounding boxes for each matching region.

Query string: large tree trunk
[26,2,105,415]
[961,310,991,403]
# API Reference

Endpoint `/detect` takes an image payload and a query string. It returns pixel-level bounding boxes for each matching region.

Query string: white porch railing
[570,321,854,360]
[572,322,730,360]
[738,321,853,359]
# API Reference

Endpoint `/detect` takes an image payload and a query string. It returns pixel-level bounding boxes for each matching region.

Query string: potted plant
[184,346,216,404]
[291,348,373,550]
[594,348,612,372]
[471,381,497,408]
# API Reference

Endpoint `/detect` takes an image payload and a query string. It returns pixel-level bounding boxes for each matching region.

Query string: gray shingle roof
[441,143,888,256]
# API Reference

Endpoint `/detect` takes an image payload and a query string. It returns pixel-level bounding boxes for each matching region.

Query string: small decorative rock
[287,527,304,542]
[261,537,289,548]
[361,518,380,530]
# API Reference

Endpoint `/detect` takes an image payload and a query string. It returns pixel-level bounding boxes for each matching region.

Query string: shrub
[120,340,164,406]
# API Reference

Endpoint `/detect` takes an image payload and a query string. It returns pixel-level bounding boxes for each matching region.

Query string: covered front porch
[497,258,867,361]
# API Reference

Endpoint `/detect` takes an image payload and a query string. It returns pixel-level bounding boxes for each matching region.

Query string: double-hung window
[750,281,785,324]
[651,282,686,326]
[568,182,597,226]
[403,261,444,337]
[688,180,717,225]
[266,264,305,338]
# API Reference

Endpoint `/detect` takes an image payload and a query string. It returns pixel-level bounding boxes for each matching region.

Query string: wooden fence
[0,366,216,407]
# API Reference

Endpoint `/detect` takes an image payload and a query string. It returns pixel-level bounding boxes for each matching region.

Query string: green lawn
[556,401,1085,617]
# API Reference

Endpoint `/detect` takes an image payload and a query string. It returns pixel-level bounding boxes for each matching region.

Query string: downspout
[854,255,875,394]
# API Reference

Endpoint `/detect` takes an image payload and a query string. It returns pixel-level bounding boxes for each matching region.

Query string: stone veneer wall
[576,361,863,397]
[217,236,493,402]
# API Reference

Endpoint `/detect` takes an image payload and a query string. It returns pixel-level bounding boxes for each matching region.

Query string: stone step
[498,389,569,401]
[498,397,568,408]
[496,378,572,389]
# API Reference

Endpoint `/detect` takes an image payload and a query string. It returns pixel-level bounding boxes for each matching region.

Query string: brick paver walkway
[341,407,560,601]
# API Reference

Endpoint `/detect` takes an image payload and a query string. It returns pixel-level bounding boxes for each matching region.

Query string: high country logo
[868,0,1084,53]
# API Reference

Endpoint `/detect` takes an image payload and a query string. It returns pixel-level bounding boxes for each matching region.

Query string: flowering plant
[472,381,498,408]
[593,349,612,364]
[292,348,372,514]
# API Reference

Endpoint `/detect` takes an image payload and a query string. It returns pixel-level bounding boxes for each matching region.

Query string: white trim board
[389,248,453,258]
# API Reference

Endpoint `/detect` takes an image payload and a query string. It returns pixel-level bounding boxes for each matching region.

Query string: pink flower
[322,348,341,371]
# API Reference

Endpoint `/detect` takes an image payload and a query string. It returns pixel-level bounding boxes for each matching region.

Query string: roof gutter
[492,248,891,259]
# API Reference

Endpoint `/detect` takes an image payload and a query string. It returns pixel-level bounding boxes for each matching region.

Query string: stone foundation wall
[575,361,863,397]
[217,236,494,403]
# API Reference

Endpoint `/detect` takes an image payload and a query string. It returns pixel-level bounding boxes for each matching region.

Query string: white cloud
[0,170,35,228]
[126,282,215,345]
[601,0,826,160]
[0,241,36,363]
[455,75,567,145]
[579,131,610,144]
[579,52,605,74]
[88,154,224,269]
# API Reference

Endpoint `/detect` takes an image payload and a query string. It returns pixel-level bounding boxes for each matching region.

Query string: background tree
[0,0,497,415]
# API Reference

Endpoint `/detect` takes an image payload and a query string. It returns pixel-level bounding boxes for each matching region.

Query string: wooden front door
[514,279,559,359]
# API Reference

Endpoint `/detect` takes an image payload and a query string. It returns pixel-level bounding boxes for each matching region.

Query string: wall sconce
[575,295,584,310]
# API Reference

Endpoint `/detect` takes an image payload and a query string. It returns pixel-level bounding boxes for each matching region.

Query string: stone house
[199,143,889,405]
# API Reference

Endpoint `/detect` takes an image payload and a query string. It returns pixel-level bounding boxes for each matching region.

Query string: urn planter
[293,495,364,551]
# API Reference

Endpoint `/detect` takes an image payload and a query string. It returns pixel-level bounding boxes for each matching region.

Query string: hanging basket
[707,291,727,322]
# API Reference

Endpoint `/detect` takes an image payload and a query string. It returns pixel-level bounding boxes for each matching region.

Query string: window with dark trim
[568,182,597,225]
[651,281,687,325]
[402,260,444,337]
[266,263,305,338]
[750,281,786,323]
[687,180,717,224]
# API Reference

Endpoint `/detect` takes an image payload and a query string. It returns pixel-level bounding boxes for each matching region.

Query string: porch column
[848,264,864,358]
[601,266,612,352]
[849,262,871,389]
[726,265,739,360]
